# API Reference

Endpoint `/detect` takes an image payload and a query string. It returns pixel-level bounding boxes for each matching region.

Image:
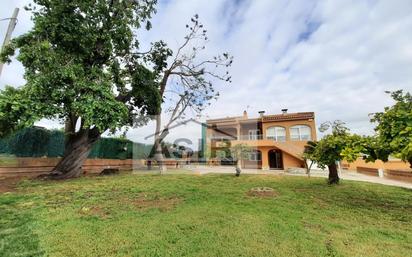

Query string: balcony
[211,134,288,142]
[239,134,263,140]
[210,136,237,141]
[238,135,288,142]
[235,136,288,148]
[210,134,264,141]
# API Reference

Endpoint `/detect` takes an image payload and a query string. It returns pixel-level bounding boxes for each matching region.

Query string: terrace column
[236,124,241,140]
[285,126,291,141]
[261,148,269,170]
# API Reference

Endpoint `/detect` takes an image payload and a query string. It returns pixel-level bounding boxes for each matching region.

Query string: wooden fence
[342,158,412,183]
[356,167,379,177]
[0,158,190,178]
[385,169,412,183]
[352,166,412,183]
[0,158,144,178]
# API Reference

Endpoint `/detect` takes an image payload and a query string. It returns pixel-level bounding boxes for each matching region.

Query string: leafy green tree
[340,135,392,165]
[371,90,412,168]
[0,0,162,179]
[0,86,38,137]
[304,121,360,184]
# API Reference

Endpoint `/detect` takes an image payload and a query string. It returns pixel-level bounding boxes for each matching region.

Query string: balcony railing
[239,134,263,140]
[210,136,237,141]
[211,135,288,142]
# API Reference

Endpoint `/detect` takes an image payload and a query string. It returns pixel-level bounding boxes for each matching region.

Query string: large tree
[371,90,412,168]
[0,0,163,179]
[304,121,359,184]
[146,15,233,172]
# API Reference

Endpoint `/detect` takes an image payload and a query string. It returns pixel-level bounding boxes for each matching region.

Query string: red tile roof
[206,112,315,124]
[263,112,314,122]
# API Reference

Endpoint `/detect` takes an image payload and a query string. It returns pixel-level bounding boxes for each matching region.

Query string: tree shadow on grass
[0,195,44,256]
[292,180,412,216]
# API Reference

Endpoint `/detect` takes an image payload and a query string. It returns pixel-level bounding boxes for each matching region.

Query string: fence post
[378,168,384,178]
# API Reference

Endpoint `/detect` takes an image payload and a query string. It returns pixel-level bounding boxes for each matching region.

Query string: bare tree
[148,15,233,173]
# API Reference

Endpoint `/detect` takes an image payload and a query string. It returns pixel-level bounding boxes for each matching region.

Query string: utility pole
[0,8,19,78]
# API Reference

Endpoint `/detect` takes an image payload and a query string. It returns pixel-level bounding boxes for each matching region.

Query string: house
[203,110,317,170]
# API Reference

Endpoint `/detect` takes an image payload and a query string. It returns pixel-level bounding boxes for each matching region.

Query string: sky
[1,0,412,150]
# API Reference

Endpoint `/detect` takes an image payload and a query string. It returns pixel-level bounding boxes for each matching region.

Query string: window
[266,126,286,142]
[248,151,261,161]
[248,130,260,140]
[290,125,311,141]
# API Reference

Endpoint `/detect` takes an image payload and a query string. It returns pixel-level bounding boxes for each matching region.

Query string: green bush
[47,130,65,157]
[8,127,50,157]
[89,137,132,159]
[133,142,152,159]
[0,127,150,159]
[0,136,10,154]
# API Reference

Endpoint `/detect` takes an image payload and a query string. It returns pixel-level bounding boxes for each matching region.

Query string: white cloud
[1,0,412,143]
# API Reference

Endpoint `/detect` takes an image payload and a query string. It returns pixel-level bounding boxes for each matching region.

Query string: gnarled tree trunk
[235,159,242,176]
[48,128,100,179]
[328,163,340,184]
[153,114,167,174]
[154,137,166,174]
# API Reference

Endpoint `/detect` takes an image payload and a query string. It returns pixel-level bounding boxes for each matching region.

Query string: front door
[268,150,283,169]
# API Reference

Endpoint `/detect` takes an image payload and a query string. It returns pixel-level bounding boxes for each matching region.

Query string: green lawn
[1,173,411,257]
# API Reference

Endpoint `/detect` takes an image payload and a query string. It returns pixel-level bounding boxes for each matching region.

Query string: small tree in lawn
[303,141,317,177]
[304,121,358,184]
[147,15,233,173]
[371,90,412,168]
[230,144,253,176]
[0,0,162,179]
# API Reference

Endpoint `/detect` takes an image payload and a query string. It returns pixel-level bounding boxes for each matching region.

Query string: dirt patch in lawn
[79,206,111,219]
[130,194,183,211]
[246,187,279,198]
[0,177,25,193]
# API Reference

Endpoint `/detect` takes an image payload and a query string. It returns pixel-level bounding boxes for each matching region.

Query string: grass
[0,172,411,257]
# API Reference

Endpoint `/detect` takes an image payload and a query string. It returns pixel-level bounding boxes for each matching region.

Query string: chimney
[281,108,288,114]
[243,110,248,118]
[258,111,265,117]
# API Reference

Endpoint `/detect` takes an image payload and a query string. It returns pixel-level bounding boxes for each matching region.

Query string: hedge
[8,127,50,157]
[0,127,151,159]
[47,130,65,157]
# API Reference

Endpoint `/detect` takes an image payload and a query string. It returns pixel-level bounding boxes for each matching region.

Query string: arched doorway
[268,149,283,169]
